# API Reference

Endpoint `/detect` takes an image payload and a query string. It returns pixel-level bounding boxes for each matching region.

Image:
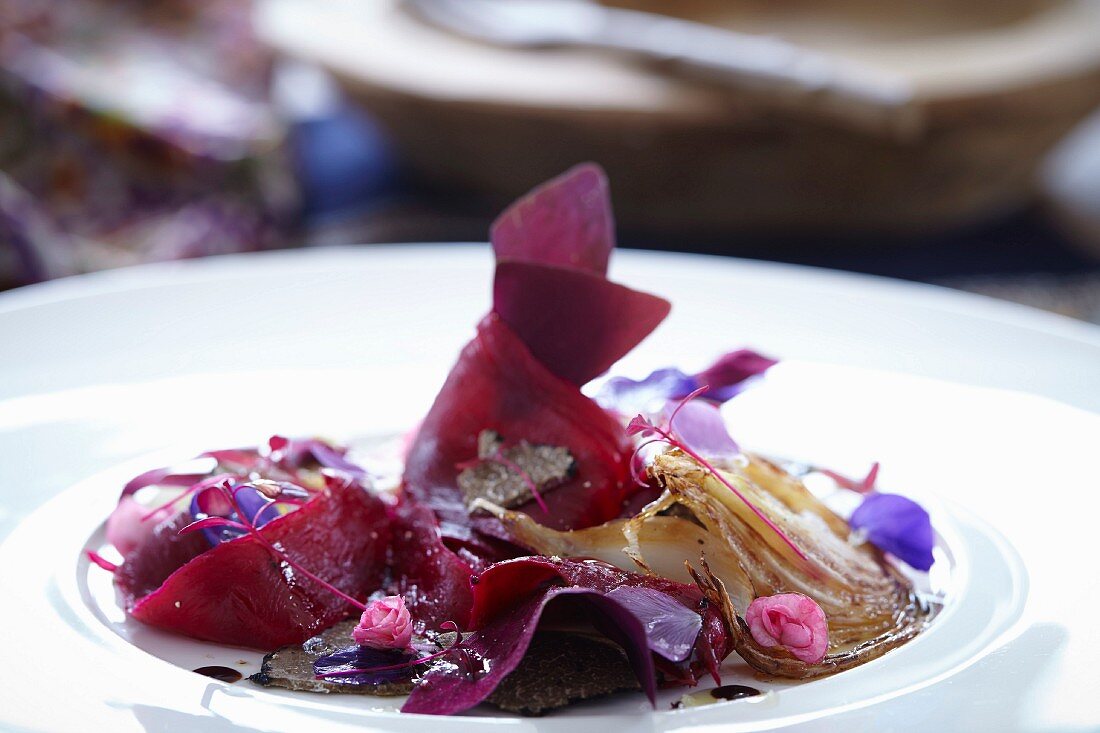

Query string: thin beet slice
[494,261,671,386]
[387,500,475,630]
[490,163,614,275]
[403,314,633,533]
[119,479,391,650]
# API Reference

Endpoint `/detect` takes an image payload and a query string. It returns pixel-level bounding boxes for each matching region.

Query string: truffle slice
[250,620,419,696]
[486,632,640,715]
[457,430,574,509]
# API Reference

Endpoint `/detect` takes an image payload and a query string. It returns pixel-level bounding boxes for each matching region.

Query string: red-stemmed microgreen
[316,621,477,679]
[818,462,880,494]
[177,481,369,612]
[140,473,235,522]
[628,388,818,574]
[86,550,118,573]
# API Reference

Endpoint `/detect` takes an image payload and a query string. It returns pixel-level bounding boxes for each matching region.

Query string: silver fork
[404,0,922,139]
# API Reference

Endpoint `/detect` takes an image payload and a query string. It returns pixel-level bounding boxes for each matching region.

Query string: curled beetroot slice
[490,163,614,275]
[494,261,671,386]
[403,314,634,534]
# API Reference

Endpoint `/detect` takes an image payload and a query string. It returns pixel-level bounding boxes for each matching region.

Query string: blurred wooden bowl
[257,0,1100,236]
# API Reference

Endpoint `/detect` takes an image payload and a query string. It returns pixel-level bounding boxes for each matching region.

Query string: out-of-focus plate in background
[256,0,1100,235]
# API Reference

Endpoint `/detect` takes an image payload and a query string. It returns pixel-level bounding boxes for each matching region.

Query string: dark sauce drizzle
[711,684,761,701]
[193,665,243,683]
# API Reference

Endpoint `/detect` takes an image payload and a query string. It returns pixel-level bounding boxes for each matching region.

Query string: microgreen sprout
[141,473,235,522]
[86,550,118,572]
[628,387,817,573]
[818,462,880,494]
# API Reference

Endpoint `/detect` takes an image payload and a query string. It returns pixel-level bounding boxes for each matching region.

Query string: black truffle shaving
[250,620,423,696]
[486,632,640,715]
[457,430,575,509]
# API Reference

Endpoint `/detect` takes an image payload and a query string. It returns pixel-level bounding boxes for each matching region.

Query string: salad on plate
[88,164,938,716]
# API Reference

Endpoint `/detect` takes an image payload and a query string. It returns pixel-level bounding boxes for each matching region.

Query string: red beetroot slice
[490,163,614,275]
[403,314,633,533]
[387,500,475,630]
[120,479,391,650]
[494,261,671,386]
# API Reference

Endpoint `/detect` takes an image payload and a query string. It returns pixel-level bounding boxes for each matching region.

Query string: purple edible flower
[849,493,934,571]
[598,368,699,414]
[597,349,776,413]
[314,644,419,687]
[665,399,740,460]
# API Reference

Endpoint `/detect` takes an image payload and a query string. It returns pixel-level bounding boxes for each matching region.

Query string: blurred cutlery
[404,0,923,138]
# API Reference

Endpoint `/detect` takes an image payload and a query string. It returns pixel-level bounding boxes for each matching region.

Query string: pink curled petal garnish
[106,497,169,557]
[353,596,415,651]
[745,593,828,664]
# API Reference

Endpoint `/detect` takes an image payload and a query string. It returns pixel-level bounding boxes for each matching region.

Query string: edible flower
[664,399,739,460]
[597,349,776,413]
[821,462,935,572]
[849,493,935,571]
[745,593,828,664]
[353,596,414,651]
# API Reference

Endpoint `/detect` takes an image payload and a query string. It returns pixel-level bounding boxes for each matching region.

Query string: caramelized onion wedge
[479,449,935,678]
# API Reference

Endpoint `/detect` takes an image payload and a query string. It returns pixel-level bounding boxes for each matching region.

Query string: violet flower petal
[314,645,418,686]
[849,493,934,571]
[605,585,702,663]
[596,368,698,414]
[667,400,740,460]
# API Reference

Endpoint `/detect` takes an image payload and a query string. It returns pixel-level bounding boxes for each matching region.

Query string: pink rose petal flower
[745,593,828,664]
[353,595,414,650]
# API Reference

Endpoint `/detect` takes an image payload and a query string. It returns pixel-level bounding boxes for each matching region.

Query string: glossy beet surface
[118,478,390,650]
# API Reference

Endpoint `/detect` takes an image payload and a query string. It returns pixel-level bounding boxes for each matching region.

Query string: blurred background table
[3,0,1100,324]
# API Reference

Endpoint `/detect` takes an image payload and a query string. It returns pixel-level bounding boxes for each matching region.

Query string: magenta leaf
[695,349,778,402]
[493,261,671,386]
[626,414,657,437]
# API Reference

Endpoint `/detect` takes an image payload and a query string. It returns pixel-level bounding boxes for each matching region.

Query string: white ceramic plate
[0,247,1098,731]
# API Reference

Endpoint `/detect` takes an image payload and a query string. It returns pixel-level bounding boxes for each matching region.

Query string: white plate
[0,247,1098,731]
